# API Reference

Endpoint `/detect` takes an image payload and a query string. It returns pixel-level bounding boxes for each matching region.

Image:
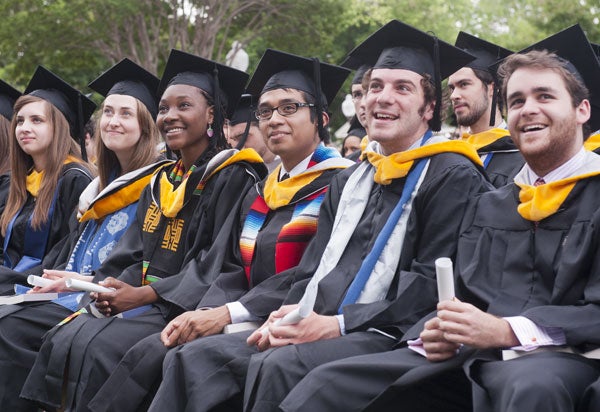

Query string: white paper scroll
[27,275,54,288]
[65,278,114,293]
[435,257,455,302]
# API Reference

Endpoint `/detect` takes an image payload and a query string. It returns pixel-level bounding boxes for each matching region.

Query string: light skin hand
[29,270,93,293]
[246,304,341,352]
[436,300,519,349]
[247,304,298,350]
[420,317,461,362]
[91,277,158,316]
[161,305,232,347]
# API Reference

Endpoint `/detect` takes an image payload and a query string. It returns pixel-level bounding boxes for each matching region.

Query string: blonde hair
[95,98,160,189]
[0,95,90,234]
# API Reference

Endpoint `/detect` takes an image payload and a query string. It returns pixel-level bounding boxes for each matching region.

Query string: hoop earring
[207,123,214,138]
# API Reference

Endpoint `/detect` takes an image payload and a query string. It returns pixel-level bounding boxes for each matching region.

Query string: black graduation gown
[0,163,92,293]
[0,161,172,412]
[20,150,266,412]
[244,153,491,336]
[147,152,492,412]
[86,168,342,412]
[283,176,600,412]
[478,135,524,188]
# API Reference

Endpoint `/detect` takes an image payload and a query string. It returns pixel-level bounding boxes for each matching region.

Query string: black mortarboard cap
[455,32,513,73]
[351,65,370,85]
[158,49,248,118]
[504,25,600,133]
[592,43,600,61]
[347,126,367,139]
[229,94,255,126]
[229,94,256,150]
[342,20,475,131]
[88,58,159,118]
[0,79,21,121]
[455,32,513,126]
[246,48,350,141]
[24,66,97,160]
[246,49,350,107]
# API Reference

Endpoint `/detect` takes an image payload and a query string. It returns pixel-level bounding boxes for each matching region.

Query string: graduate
[225,94,281,172]
[146,20,491,412]
[0,57,170,412]
[451,32,524,187]
[0,67,95,292]
[20,49,267,411]
[87,49,353,412]
[277,24,600,412]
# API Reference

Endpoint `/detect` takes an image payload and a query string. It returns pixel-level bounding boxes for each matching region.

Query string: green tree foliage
[0,0,596,126]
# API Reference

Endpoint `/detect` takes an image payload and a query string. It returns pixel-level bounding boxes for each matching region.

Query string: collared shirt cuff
[504,316,567,351]
[335,314,346,335]
[225,301,261,324]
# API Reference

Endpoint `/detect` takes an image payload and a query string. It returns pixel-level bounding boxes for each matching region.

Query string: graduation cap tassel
[212,65,223,148]
[432,36,442,132]
[235,102,253,150]
[77,94,88,162]
[312,57,325,141]
[489,86,498,127]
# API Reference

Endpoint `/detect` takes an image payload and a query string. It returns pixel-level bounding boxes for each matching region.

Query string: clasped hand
[421,300,518,362]
[91,277,157,316]
[246,304,341,351]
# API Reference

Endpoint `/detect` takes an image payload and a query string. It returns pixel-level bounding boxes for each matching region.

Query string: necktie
[533,177,545,227]
[280,173,290,182]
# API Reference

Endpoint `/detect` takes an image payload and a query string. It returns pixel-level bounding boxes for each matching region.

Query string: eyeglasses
[254,102,315,121]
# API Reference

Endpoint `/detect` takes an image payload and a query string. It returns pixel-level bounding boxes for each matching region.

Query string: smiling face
[365,68,433,154]
[156,84,213,165]
[448,67,492,130]
[15,100,53,165]
[506,67,590,175]
[257,88,324,171]
[99,94,142,164]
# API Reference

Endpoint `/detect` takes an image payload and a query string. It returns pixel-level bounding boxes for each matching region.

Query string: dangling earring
[207,123,214,138]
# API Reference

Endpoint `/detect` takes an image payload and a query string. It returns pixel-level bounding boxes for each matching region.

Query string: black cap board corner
[0,79,21,121]
[88,58,160,119]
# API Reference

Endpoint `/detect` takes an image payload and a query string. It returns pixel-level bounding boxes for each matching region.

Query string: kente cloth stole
[240,188,327,283]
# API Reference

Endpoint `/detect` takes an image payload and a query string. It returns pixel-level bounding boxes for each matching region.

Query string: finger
[442,331,469,345]
[437,300,471,313]
[424,317,441,330]
[438,319,471,337]
[426,350,457,362]
[437,309,472,325]
[247,330,261,346]
[161,326,173,346]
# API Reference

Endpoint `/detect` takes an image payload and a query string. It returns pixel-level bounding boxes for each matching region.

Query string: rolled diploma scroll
[259,305,310,337]
[65,278,114,293]
[436,257,455,302]
[27,275,54,288]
